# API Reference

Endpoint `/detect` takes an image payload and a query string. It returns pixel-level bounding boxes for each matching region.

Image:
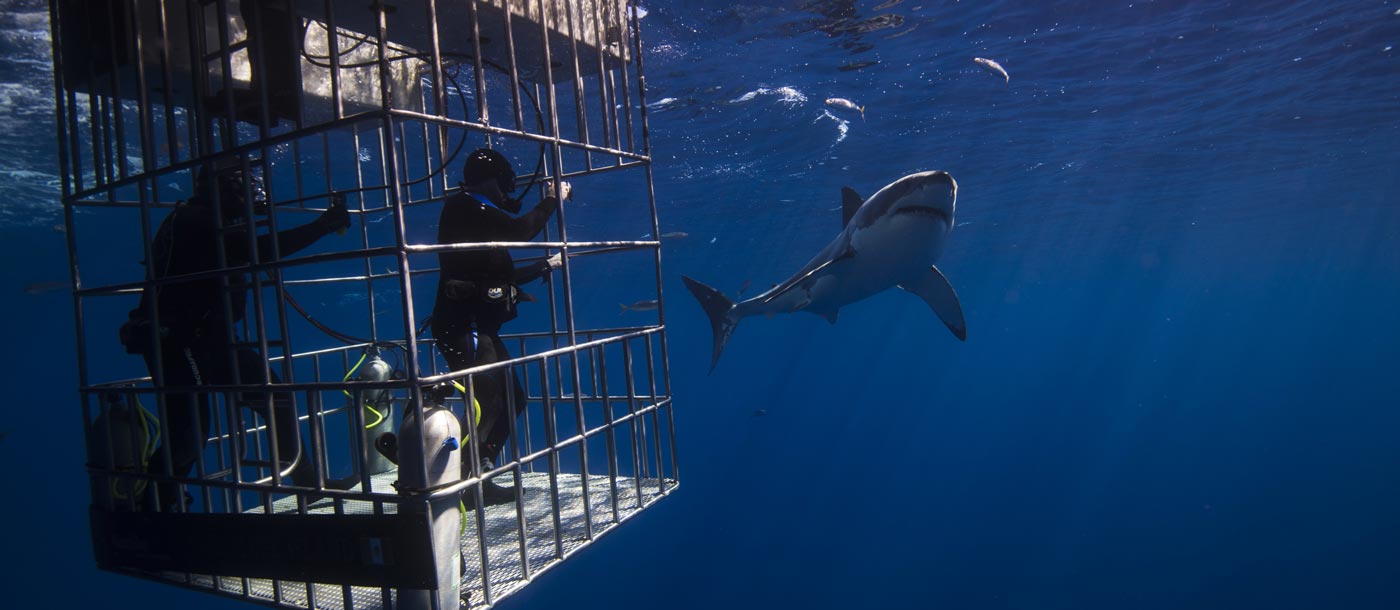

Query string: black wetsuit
[125,199,333,509]
[431,191,558,468]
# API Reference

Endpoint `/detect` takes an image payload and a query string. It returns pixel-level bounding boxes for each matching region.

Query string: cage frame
[49,1,678,608]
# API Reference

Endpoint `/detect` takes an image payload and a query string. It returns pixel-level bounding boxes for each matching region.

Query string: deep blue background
[3,1,1400,609]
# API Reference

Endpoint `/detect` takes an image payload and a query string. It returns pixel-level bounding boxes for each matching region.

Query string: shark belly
[795,219,948,316]
[837,217,947,297]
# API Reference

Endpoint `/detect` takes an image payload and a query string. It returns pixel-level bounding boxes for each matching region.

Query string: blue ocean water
[3,1,1400,609]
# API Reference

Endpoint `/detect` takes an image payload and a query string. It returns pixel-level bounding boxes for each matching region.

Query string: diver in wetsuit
[431,148,565,505]
[120,159,350,511]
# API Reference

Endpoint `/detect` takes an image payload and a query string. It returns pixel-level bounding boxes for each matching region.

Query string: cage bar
[51,1,676,609]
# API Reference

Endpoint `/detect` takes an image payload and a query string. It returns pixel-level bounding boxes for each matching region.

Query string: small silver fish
[824,97,865,119]
[660,231,689,239]
[619,299,659,312]
[752,409,766,417]
[974,57,1009,83]
[24,281,69,295]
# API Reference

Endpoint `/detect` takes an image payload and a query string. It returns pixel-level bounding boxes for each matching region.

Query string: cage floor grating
[147,469,674,609]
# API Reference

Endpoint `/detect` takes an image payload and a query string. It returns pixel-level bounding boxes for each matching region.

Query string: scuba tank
[357,353,394,407]
[86,393,159,509]
[396,391,462,610]
[352,352,396,476]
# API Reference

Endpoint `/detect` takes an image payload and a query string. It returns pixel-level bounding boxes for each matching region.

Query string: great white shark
[682,170,966,372]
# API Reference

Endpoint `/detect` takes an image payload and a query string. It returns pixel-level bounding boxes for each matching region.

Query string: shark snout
[918,170,954,186]
[914,171,957,196]
[894,170,956,200]
[897,171,957,214]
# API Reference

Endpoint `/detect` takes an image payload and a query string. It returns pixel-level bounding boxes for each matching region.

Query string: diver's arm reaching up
[233,194,350,262]
[505,186,563,241]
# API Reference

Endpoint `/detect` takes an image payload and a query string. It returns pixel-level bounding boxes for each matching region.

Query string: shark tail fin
[681,275,739,374]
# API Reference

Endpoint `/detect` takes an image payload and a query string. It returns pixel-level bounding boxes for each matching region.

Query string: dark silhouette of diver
[120,159,349,511]
[431,148,565,505]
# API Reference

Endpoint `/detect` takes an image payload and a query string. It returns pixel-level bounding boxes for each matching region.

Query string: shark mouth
[895,205,952,224]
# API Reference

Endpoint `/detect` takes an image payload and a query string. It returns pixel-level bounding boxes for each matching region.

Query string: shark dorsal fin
[841,187,863,228]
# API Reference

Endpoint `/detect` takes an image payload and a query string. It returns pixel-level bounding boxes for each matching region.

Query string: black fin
[841,187,864,227]
[681,275,739,373]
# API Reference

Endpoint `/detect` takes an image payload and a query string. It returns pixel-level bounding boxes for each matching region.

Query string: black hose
[296,21,548,197]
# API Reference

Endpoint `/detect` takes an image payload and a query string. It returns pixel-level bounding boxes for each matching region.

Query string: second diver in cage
[430,148,567,508]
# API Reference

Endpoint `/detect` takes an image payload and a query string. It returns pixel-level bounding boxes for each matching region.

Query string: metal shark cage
[49,1,676,608]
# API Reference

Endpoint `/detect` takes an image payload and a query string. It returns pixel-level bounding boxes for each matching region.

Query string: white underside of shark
[683,169,967,372]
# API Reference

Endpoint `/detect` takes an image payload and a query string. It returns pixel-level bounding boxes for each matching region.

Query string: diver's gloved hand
[545,180,572,201]
[546,252,563,271]
[319,192,352,235]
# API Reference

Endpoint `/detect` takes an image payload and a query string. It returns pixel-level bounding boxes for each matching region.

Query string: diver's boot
[479,478,516,506]
[462,458,516,510]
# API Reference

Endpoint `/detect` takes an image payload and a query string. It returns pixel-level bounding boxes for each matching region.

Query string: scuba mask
[236,166,270,215]
[203,161,269,221]
[216,166,269,222]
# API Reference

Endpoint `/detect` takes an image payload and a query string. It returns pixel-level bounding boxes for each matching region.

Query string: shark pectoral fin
[841,187,863,228]
[761,244,854,305]
[764,269,822,305]
[901,265,966,341]
[822,309,839,325]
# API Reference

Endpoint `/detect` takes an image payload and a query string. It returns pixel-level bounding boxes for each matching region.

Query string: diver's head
[461,148,520,213]
[194,158,268,222]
